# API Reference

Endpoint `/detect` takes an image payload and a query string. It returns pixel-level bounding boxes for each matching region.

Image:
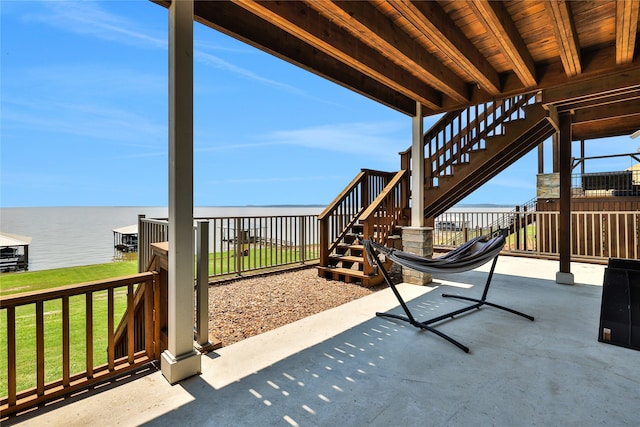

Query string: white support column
[161,0,201,384]
[411,102,425,227]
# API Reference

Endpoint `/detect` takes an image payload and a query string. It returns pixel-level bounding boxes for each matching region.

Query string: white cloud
[2,98,165,147]
[28,1,166,49]
[264,121,409,161]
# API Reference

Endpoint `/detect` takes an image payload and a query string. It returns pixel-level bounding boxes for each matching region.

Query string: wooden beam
[387,0,501,95]
[553,90,640,113]
[231,0,442,110]
[545,1,581,77]
[469,0,537,88]
[306,0,470,103]
[572,98,640,123]
[189,1,420,116]
[572,114,640,140]
[542,67,640,105]
[616,0,640,64]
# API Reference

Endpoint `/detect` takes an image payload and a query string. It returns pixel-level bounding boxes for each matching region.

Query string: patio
[5,256,638,426]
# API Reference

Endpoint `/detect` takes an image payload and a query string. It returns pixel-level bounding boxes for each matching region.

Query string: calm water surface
[0,206,323,271]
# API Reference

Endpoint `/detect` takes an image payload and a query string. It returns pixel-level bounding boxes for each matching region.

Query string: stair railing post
[362,217,376,276]
[362,169,370,210]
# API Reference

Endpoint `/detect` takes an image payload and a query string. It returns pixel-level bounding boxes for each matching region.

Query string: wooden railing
[139,214,320,279]
[318,169,399,267]
[400,93,537,190]
[359,170,409,275]
[0,272,159,417]
[138,215,169,272]
[434,210,640,262]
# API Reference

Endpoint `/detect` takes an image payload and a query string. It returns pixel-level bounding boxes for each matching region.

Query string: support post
[161,0,201,384]
[195,220,215,352]
[411,102,425,227]
[537,142,544,174]
[552,132,560,173]
[556,113,574,285]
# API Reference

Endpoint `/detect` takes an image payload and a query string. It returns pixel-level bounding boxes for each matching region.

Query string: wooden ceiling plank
[468,0,537,87]
[305,0,470,103]
[616,0,640,65]
[231,0,442,109]
[388,0,501,95]
[545,0,581,77]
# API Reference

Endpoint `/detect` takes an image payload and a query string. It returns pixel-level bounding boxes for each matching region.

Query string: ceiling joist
[384,0,501,96]
[155,0,639,135]
[616,0,640,64]
[468,0,537,88]
[545,0,581,77]
[232,0,443,109]
[303,0,470,104]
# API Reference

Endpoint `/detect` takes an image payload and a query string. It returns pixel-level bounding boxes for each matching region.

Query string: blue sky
[1,1,639,208]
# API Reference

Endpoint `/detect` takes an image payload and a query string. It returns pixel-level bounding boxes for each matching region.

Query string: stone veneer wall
[401,227,433,285]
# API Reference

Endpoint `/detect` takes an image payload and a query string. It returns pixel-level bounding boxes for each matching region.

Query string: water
[0,206,323,271]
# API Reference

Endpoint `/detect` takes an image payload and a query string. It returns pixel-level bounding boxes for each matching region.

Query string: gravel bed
[208,266,400,347]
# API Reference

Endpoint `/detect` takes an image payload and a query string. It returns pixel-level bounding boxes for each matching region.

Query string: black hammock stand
[364,235,534,353]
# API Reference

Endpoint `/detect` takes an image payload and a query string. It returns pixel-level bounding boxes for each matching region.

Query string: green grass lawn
[0,261,138,296]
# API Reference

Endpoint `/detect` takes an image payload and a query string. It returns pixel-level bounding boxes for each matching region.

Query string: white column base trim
[555,271,575,285]
[161,349,201,384]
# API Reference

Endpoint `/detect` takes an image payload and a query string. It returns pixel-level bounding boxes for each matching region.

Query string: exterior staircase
[318,92,556,286]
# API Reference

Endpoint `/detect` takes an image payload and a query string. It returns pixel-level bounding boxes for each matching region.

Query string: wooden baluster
[62,296,70,387]
[107,288,114,371]
[36,301,44,396]
[7,306,16,407]
[86,293,93,378]
[127,283,135,364]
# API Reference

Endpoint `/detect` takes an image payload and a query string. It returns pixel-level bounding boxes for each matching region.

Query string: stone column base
[401,227,433,285]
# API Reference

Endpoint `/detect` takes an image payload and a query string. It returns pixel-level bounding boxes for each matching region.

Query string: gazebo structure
[149,0,640,384]
[0,232,31,272]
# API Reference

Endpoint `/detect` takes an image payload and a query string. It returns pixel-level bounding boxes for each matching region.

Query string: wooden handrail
[0,272,156,308]
[319,170,367,220]
[319,169,398,267]
[359,170,409,276]
[1,271,160,417]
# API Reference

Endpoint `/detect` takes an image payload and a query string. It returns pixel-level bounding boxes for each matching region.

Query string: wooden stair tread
[329,254,363,263]
[317,266,367,278]
[337,243,364,250]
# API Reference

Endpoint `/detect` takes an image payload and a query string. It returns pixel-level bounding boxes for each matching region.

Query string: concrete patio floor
[5,257,639,426]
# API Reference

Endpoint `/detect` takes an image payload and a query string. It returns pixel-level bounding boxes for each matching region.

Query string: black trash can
[598,258,640,351]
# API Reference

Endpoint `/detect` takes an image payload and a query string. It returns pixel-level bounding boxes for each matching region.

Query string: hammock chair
[364,235,534,353]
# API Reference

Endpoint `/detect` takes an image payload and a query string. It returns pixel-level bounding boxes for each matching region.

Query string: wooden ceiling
[154,0,640,140]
